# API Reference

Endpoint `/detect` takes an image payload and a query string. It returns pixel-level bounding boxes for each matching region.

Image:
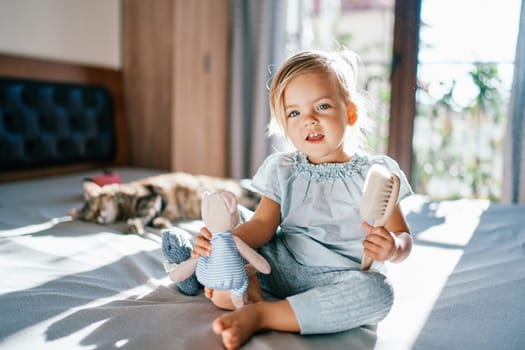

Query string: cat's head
[70,182,164,226]
[70,182,120,224]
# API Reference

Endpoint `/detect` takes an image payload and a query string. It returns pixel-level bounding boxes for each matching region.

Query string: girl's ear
[347,102,358,126]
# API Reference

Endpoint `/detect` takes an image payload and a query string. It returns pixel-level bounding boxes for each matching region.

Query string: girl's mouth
[306,132,324,142]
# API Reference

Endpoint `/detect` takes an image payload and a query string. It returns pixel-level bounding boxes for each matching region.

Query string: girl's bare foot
[212,300,300,350]
[212,304,263,350]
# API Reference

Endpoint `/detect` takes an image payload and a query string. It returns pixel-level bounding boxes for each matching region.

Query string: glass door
[413,0,521,200]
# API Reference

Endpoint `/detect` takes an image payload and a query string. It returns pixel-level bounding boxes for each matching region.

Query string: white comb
[360,164,400,270]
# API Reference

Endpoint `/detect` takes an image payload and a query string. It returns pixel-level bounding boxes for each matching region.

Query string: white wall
[0,0,121,68]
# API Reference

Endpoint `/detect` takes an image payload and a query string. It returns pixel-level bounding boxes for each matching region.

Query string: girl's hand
[361,221,396,262]
[191,227,212,258]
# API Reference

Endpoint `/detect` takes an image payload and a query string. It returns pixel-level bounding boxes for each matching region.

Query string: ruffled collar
[292,152,367,180]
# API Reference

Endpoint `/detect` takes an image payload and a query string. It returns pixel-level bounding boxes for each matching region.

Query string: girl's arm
[362,204,412,263]
[193,196,281,257]
[233,196,281,248]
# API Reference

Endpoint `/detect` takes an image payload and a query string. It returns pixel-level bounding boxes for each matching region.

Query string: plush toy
[167,190,271,308]
[162,228,202,296]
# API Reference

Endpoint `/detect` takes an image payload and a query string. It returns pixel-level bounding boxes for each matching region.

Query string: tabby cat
[69,172,259,235]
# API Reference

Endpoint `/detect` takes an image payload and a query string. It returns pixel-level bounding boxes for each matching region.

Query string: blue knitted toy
[161,228,202,296]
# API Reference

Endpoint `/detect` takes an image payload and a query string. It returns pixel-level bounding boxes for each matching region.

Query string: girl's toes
[212,315,230,334]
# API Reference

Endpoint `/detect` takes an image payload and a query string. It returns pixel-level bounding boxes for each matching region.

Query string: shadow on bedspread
[0,247,165,341]
[0,223,379,350]
[408,202,525,349]
[42,286,379,350]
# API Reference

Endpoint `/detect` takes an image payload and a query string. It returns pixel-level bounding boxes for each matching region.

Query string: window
[414,0,521,200]
[291,0,521,200]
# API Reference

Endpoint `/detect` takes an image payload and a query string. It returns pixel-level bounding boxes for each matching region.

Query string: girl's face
[283,71,351,164]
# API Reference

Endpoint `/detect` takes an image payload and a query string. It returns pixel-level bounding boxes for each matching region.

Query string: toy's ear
[221,190,238,215]
[223,191,241,229]
[82,181,102,199]
[201,191,211,220]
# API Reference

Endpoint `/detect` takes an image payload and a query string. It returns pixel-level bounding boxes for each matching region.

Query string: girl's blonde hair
[268,49,374,154]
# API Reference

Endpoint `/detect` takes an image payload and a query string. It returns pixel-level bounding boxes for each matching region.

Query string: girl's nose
[303,114,318,126]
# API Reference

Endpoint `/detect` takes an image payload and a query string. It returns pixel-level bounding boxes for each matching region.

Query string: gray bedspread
[1,168,524,349]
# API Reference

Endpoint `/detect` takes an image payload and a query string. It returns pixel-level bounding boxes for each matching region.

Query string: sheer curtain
[503,0,525,203]
[228,0,287,179]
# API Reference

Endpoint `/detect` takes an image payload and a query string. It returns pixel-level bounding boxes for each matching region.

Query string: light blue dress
[250,151,413,334]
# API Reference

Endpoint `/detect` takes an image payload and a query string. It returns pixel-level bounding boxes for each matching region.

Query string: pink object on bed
[86,170,122,187]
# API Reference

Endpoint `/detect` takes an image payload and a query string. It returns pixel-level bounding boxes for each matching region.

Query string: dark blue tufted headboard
[0,77,116,171]
[0,54,128,182]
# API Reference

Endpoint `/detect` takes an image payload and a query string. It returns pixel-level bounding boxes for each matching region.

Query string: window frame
[388,0,421,182]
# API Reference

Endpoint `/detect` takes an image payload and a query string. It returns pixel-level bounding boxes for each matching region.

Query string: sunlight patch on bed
[0,230,161,292]
[1,318,109,350]
[0,216,73,237]
[0,278,167,349]
[378,197,490,349]
[114,338,129,348]
[419,199,490,246]
[378,244,465,348]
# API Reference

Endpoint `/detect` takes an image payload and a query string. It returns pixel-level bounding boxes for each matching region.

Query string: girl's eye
[317,103,330,111]
[288,110,300,118]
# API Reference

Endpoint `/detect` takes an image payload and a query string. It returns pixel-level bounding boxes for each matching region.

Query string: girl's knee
[367,272,394,320]
[339,271,394,322]
[368,271,392,293]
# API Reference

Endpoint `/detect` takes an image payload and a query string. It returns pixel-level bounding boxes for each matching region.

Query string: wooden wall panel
[123,0,229,177]
[172,0,229,177]
[123,0,174,170]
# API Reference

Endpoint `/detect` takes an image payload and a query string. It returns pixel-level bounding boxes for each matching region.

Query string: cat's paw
[152,216,172,229]
[126,218,145,235]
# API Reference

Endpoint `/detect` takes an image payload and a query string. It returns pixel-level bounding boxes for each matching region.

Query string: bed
[1,54,525,350]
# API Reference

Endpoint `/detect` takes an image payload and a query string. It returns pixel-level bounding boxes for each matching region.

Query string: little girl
[194,49,413,350]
